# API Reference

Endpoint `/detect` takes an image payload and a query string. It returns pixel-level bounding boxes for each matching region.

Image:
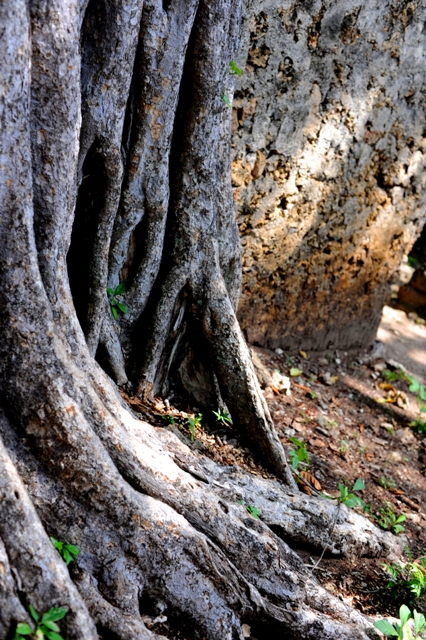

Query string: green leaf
[393,524,405,535]
[419,386,426,401]
[42,608,68,623]
[228,59,242,76]
[374,619,399,636]
[29,605,39,622]
[399,604,411,628]
[408,376,420,393]
[290,367,303,377]
[45,632,64,640]
[111,306,118,319]
[16,623,32,635]
[64,544,79,557]
[106,288,114,296]
[413,610,425,634]
[246,504,261,519]
[343,497,358,509]
[395,514,406,524]
[222,92,231,107]
[352,478,365,491]
[41,620,60,632]
[117,302,128,314]
[114,282,126,295]
[62,548,73,565]
[50,537,63,551]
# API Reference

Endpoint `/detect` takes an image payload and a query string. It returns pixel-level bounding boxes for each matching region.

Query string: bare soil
[122,304,426,637]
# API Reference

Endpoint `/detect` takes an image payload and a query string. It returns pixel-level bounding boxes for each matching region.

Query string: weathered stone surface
[232,0,426,351]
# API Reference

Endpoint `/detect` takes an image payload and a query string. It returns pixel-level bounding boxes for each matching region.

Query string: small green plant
[107,282,128,319]
[161,415,176,425]
[187,413,202,442]
[374,604,426,639]
[238,500,261,520]
[246,504,261,519]
[384,553,426,602]
[286,355,294,366]
[377,476,396,490]
[376,502,406,535]
[50,537,79,566]
[339,439,350,454]
[382,369,401,382]
[406,374,426,410]
[288,437,309,472]
[222,92,231,107]
[14,605,68,640]
[410,417,426,434]
[337,478,365,509]
[212,408,231,426]
[228,60,242,76]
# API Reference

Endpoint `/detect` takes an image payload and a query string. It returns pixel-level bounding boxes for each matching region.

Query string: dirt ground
[121,300,426,638]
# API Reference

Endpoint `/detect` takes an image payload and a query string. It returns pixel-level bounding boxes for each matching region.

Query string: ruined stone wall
[232,0,426,351]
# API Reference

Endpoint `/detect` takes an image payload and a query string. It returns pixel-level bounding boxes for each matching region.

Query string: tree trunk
[0,1,401,638]
[233,0,426,352]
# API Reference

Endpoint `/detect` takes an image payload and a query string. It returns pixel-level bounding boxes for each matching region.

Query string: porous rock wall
[232,0,426,351]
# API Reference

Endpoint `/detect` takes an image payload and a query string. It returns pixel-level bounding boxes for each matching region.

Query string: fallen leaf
[359,423,364,433]
[298,480,312,495]
[299,350,308,359]
[290,367,303,377]
[379,382,396,392]
[310,437,327,448]
[299,470,322,490]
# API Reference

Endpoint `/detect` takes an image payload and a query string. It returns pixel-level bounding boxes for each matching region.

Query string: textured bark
[0,0,402,638]
[233,0,426,351]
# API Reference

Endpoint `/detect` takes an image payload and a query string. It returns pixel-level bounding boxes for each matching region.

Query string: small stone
[242,623,251,637]
[275,347,284,355]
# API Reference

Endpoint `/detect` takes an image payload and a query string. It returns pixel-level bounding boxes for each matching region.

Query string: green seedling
[288,437,309,472]
[212,408,231,426]
[384,554,426,601]
[161,415,176,425]
[14,605,68,640]
[374,604,426,639]
[228,60,242,76]
[410,417,426,434]
[50,537,79,566]
[337,478,365,509]
[376,502,406,535]
[377,476,396,490]
[339,439,350,454]
[222,92,231,107]
[107,282,128,319]
[238,500,261,520]
[286,356,294,366]
[187,413,202,442]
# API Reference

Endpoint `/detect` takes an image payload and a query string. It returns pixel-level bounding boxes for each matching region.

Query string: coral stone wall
[233,0,426,351]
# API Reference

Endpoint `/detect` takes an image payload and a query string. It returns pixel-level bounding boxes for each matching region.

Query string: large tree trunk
[233,0,426,352]
[0,1,401,638]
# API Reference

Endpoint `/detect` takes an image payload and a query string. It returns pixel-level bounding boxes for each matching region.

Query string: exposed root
[0,434,98,640]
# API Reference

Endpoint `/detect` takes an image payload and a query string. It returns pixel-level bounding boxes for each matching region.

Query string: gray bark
[233,0,426,351]
[0,0,401,638]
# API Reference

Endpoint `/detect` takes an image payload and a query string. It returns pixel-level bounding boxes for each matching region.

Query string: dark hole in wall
[67,139,107,329]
